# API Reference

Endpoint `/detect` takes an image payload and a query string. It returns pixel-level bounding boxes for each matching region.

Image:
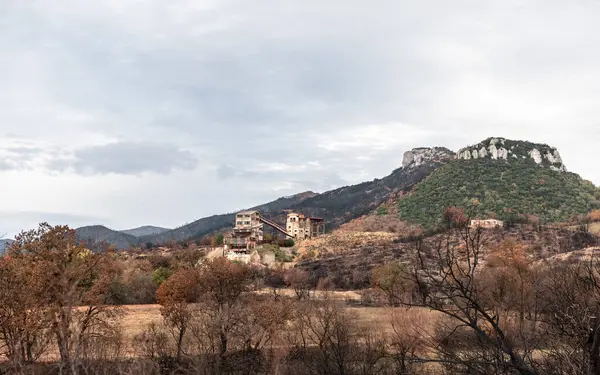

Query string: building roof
[237,210,259,215]
[309,217,325,222]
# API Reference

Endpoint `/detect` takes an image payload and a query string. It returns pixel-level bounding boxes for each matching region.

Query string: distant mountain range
[74,137,600,249]
[121,226,170,237]
[0,239,13,252]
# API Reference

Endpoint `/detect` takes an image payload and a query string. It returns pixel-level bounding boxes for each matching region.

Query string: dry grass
[120,304,163,342]
[118,295,441,342]
[295,231,397,259]
[590,222,600,235]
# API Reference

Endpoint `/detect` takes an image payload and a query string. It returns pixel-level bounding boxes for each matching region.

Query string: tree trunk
[177,326,186,360]
[587,323,600,375]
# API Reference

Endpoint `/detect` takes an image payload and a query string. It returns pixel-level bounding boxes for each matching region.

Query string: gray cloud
[0,211,112,239]
[1,0,600,234]
[68,142,198,175]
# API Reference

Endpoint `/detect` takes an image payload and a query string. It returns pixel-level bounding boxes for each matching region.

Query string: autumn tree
[156,268,200,360]
[0,256,50,371]
[444,206,468,229]
[9,223,122,375]
[196,258,257,359]
[589,210,600,223]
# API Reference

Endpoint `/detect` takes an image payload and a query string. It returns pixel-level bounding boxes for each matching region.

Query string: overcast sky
[1,0,600,236]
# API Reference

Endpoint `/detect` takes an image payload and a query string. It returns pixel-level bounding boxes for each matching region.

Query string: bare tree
[374,225,539,375]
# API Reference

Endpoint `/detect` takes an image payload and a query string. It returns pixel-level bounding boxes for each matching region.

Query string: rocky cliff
[457,137,566,172]
[402,147,455,169]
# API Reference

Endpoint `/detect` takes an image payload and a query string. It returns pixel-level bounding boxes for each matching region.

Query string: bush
[278,239,295,248]
[152,267,172,287]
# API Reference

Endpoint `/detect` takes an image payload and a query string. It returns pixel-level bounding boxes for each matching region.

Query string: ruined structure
[225,210,325,251]
[286,212,325,240]
[225,210,263,250]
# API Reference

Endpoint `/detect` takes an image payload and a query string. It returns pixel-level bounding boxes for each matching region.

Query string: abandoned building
[286,212,325,240]
[225,210,264,250]
[470,219,504,229]
[225,210,325,251]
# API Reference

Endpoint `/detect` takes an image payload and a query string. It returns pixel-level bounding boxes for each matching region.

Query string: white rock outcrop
[402,147,454,169]
[456,137,567,172]
[529,149,542,164]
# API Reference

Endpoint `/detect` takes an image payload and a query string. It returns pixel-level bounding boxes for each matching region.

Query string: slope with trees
[398,157,599,228]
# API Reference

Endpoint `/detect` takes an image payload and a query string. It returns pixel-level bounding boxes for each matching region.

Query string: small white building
[470,219,504,229]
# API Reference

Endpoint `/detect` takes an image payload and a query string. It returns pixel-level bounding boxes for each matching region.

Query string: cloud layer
[1,0,600,235]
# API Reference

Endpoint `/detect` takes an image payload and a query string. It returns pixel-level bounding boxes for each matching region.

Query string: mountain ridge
[121,226,171,237]
[72,137,598,248]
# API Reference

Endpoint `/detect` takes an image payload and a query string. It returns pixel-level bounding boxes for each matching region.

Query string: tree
[537,260,600,375]
[156,268,200,360]
[284,268,311,300]
[374,225,539,375]
[444,206,468,229]
[9,223,122,375]
[0,256,50,371]
[152,267,172,287]
[196,258,256,359]
[372,262,413,306]
[286,297,388,375]
[213,233,224,246]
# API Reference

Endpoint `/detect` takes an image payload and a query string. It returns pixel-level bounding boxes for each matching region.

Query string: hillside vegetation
[75,225,139,250]
[398,158,600,228]
[143,160,447,245]
[121,225,171,237]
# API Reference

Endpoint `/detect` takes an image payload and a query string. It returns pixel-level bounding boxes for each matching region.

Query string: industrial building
[225,210,325,251]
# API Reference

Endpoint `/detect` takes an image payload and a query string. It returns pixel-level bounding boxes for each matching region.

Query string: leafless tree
[374,225,539,375]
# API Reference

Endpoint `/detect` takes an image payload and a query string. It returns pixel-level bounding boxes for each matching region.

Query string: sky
[1,0,600,237]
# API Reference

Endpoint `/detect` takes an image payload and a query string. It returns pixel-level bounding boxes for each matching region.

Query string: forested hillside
[398,158,600,228]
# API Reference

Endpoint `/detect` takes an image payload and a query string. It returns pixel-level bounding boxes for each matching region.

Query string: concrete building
[225,210,264,250]
[470,219,504,229]
[226,210,326,250]
[286,212,325,240]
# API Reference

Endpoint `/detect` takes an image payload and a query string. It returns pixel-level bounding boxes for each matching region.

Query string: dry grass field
[118,289,441,345]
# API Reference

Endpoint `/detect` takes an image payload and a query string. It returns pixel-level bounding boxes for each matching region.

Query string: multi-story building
[226,210,263,250]
[286,212,325,240]
[226,210,325,250]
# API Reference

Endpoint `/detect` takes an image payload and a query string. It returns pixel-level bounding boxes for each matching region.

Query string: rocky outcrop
[457,137,567,172]
[402,147,455,169]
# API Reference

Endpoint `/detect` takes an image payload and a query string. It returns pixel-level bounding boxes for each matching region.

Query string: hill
[75,225,139,250]
[0,239,13,252]
[121,226,170,237]
[74,136,600,248]
[142,191,320,244]
[398,138,600,228]
[296,226,599,289]
[278,147,454,228]
[142,147,454,244]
